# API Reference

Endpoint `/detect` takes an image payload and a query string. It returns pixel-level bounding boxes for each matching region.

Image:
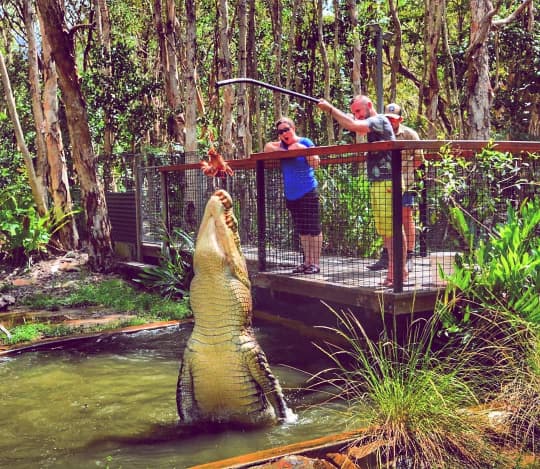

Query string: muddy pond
[0,322,356,468]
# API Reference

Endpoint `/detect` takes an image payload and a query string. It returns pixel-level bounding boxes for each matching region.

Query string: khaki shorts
[370,180,393,237]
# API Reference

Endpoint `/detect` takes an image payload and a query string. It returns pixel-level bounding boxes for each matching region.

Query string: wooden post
[256,160,266,272]
[391,149,404,292]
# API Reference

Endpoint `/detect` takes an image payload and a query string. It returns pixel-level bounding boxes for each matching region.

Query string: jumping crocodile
[176,189,291,426]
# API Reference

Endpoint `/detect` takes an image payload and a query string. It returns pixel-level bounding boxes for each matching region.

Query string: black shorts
[286,189,322,236]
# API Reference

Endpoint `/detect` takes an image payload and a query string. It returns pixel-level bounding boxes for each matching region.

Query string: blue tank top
[279,137,318,201]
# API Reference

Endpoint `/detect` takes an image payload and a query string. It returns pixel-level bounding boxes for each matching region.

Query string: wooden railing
[155,140,540,293]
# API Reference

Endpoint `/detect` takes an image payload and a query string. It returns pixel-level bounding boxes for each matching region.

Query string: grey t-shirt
[366,114,395,181]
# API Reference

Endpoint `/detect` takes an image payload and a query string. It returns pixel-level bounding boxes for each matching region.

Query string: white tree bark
[0,50,48,216]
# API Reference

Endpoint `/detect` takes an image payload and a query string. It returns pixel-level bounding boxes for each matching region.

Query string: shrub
[134,228,194,299]
[309,308,503,468]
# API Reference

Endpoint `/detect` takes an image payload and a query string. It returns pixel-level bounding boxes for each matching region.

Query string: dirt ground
[0,252,151,350]
[0,251,110,304]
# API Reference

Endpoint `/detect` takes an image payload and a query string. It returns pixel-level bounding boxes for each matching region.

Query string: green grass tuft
[22,278,191,320]
[310,307,505,468]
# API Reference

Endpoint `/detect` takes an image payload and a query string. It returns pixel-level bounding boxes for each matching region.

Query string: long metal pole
[216,78,320,104]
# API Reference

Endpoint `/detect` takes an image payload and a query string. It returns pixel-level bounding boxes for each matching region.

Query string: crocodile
[176,189,291,426]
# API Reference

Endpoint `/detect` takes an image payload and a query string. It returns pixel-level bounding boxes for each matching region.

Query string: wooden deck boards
[243,246,445,315]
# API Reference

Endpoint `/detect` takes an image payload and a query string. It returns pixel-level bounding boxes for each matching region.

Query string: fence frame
[154,140,540,294]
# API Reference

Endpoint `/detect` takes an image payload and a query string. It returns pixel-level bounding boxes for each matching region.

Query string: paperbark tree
[94,0,116,191]
[184,0,197,159]
[36,0,114,272]
[268,0,283,120]
[22,0,48,194]
[317,0,333,143]
[387,0,402,103]
[217,0,235,158]
[236,0,251,158]
[464,0,494,139]
[37,3,79,249]
[464,0,534,139]
[346,0,362,143]
[0,49,48,216]
[247,0,262,151]
[421,0,444,138]
[153,0,184,145]
[283,0,299,112]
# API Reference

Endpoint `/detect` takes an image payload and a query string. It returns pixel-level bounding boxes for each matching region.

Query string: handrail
[155,140,540,294]
[158,140,540,172]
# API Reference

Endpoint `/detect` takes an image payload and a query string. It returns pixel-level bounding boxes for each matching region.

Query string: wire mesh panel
[138,152,186,245]
[152,143,540,293]
[261,152,384,286]
[139,165,164,244]
[163,165,259,262]
[418,149,540,289]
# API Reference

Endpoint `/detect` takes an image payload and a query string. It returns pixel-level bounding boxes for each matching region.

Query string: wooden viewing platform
[243,247,444,318]
[123,140,540,330]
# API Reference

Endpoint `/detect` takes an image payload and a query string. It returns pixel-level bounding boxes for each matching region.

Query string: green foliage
[0,49,38,192]
[2,322,77,345]
[492,24,540,139]
[22,278,191,321]
[319,167,379,257]
[0,185,71,266]
[439,197,540,334]
[81,42,161,153]
[496,331,540,453]
[311,308,502,468]
[1,316,153,346]
[134,228,195,300]
[426,146,538,251]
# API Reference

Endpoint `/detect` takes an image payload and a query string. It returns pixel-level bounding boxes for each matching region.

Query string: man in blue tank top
[264,117,322,274]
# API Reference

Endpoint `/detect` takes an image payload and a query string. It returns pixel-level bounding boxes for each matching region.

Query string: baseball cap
[384,103,402,119]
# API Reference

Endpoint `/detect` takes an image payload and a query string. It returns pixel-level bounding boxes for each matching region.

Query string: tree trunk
[317,0,334,143]
[37,5,79,250]
[247,0,262,151]
[346,0,362,143]
[441,9,463,136]
[421,0,444,138]
[217,0,235,158]
[283,0,299,111]
[465,0,493,139]
[166,0,184,145]
[36,0,114,272]
[346,0,362,97]
[236,0,251,158]
[0,50,48,216]
[387,0,402,102]
[268,0,282,119]
[184,0,197,158]
[22,0,49,196]
[95,0,116,191]
[153,0,184,145]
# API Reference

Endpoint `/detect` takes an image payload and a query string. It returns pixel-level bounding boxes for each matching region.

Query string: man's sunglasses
[277,127,291,135]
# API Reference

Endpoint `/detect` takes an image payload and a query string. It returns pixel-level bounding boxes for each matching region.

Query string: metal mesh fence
[142,146,540,292]
[138,152,186,244]
[164,167,259,262]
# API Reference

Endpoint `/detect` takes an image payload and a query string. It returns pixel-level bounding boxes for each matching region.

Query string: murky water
[0,323,351,468]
